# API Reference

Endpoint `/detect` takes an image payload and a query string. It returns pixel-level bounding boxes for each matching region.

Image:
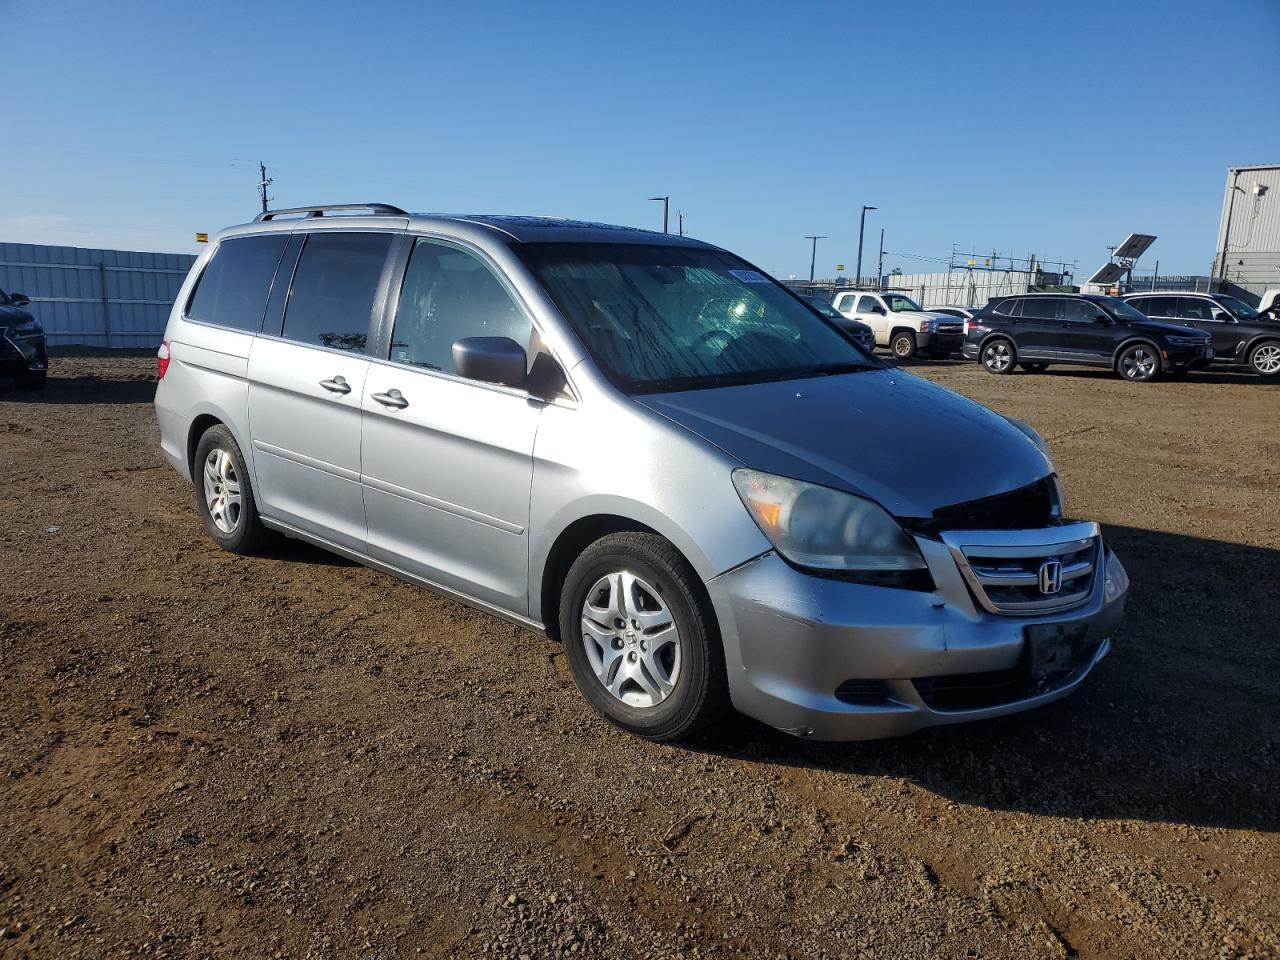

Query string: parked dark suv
[1122,292,1280,377]
[963,293,1211,383]
[0,287,47,390]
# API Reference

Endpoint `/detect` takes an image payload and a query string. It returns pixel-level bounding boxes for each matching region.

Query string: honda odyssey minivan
[155,204,1128,742]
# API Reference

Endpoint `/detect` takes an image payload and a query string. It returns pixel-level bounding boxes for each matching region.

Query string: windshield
[1097,297,1149,323]
[884,294,923,312]
[1216,296,1260,320]
[518,243,880,393]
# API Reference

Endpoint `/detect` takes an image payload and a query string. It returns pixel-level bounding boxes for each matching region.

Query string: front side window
[517,243,879,394]
[390,238,531,374]
[884,294,923,313]
[856,295,881,313]
[1061,298,1101,322]
[1095,296,1148,323]
[281,233,393,353]
[186,234,289,332]
[1214,295,1259,321]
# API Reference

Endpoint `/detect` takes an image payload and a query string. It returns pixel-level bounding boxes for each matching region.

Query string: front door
[360,237,542,615]
[247,231,396,552]
[1057,298,1117,361]
[854,294,888,344]
[1180,297,1239,359]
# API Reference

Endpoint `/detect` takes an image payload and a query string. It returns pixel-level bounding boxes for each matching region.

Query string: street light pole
[855,205,877,287]
[804,235,827,284]
[649,196,670,234]
[876,228,885,291]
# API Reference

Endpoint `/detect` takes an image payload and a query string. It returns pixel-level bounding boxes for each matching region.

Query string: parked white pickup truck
[831,290,966,360]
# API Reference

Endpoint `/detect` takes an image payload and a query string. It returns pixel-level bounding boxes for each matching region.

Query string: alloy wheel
[1121,347,1158,381]
[983,341,1012,372]
[202,448,243,534]
[1252,343,1280,375]
[580,571,681,709]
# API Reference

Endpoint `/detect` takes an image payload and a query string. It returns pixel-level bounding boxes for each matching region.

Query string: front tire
[1248,341,1280,376]
[890,331,918,360]
[1117,343,1161,383]
[981,338,1015,374]
[559,532,728,742]
[193,425,274,555]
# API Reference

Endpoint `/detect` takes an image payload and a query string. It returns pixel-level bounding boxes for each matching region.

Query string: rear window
[186,234,289,332]
[281,233,393,353]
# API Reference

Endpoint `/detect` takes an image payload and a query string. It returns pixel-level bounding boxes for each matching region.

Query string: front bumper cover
[706,531,1127,740]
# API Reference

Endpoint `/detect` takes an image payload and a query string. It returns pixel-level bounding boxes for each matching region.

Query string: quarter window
[281,233,393,353]
[993,298,1022,317]
[390,238,531,374]
[186,234,289,332]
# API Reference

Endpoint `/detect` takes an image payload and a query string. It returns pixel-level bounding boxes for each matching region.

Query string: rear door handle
[319,375,352,395]
[371,388,409,409]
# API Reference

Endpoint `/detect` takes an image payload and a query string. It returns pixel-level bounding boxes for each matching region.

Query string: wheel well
[186,415,223,476]
[979,333,1015,354]
[1248,336,1280,354]
[890,326,916,341]
[1112,338,1161,368]
[540,514,661,642]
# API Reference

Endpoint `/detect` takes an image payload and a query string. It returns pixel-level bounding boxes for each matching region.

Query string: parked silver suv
[155,204,1128,741]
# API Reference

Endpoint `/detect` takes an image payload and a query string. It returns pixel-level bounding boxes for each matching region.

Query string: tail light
[157,340,171,380]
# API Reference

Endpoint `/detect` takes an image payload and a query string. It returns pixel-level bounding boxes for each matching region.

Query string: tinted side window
[281,233,392,353]
[1130,296,1167,316]
[1021,298,1061,320]
[856,295,880,313]
[186,234,289,332]
[1061,299,1100,322]
[390,238,531,374]
[1178,297,1214,321]
[993,298,1022,317]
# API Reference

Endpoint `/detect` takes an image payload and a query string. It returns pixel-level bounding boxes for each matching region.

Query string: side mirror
[1094,313,1113,325]
[872,305,886,315]
[452,336,527,386]
[1213,310,1233,323]
[9,292,30,307]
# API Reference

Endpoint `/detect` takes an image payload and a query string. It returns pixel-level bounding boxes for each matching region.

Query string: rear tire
[1248,340,1280,376]
[890,331,918,360]
[981,338,1015,374]
[1019,362,1049,373]
[1117,343,1161,383]
[192,425,274,555]
[559,532,729,742]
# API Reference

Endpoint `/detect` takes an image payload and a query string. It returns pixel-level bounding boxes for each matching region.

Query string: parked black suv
[1122,292,1280,377]
[0,288,47,390]
[963,293,1211,383]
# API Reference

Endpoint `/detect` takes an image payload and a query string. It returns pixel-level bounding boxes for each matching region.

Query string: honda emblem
[1038,559,1063,595]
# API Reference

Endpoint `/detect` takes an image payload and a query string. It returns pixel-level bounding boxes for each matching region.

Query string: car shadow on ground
[0,376,157,405]
[688,524,1280,833]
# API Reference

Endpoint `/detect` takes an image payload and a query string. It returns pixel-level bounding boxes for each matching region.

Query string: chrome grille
[941,522,1100,615]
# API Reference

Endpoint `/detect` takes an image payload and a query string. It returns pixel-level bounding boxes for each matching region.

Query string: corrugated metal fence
[0,242,196,347]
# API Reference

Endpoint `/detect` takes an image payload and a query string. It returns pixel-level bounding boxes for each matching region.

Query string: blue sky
[3,0,1278,280]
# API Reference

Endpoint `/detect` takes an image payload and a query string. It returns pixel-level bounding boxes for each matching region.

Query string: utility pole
[648,196,670,233]
[678,211,685,237]
[1217,168,1243,289]
[258,161,274,214]
[876,228,885,290]
[855,205,876,286]
[804,235,827,284]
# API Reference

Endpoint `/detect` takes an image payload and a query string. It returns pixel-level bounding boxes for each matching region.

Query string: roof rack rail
[254,203,409,222]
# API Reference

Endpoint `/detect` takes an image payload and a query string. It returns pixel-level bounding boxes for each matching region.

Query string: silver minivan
[155,204,1129,742]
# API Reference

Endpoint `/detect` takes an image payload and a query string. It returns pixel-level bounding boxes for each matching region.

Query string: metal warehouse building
[1213,163,1280,299]
[0,242,196,347]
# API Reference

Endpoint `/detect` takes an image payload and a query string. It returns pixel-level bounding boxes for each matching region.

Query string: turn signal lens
[157,340,171,380]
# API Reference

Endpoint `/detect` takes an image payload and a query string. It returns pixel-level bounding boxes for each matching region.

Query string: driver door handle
[371,388,409,409]
[319,375,351,395]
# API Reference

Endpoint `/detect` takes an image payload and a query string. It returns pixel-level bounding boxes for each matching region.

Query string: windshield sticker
[728,269,770,284]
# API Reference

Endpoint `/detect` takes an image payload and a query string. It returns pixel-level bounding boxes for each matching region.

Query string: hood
[0,303,37,331]
[1128,317,1205,337]
[637,368,1052,518]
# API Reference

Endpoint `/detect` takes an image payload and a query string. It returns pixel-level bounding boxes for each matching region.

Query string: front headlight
[918,319,934,332]
[731,468,926,572]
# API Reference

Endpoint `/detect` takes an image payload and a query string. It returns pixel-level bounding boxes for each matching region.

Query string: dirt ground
[1,352,1277,960]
